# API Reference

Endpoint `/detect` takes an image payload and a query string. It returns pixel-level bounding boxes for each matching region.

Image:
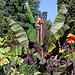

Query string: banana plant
[25,2,71,54]
[0,1,75,75]
[3,1,75,65]
[3,1,73,56]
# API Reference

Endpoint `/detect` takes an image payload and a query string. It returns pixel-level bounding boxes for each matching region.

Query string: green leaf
[25,1,35,24]
[9,45,23,56]
[0,53,4,57]
[50,4,68,34]
[0,47,10,53]
[65,52,75,61]
[47,4,69,54]
[4,47,11,53]
[33,52,42,61]
[3,58,10,64]
[24,46,31,54]
[34,71,41,75]
[28,26,37,42]
[17,57,23,65]
[47,25,70,54]
[4,17,29,47]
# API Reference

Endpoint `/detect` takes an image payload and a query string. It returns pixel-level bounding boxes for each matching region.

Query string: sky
[39,0,57,22]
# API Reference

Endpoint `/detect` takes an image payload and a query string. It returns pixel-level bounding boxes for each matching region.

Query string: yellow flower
[59,64,67,67]
[59,48,65,53]
[20,74,24,75]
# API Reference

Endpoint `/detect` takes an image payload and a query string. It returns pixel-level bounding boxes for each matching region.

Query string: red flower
[40,52,47,57]
[67,33,75,40]
[42,53,47,57]
[66,33,75,44]
[37,18,44,25]
[0,56,4,63]
[66,38,74,44]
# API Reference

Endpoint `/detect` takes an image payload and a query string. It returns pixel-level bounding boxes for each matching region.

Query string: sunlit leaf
[25,1,35,24]
[34,71,41,75]
[50,4,68,34]
[47,5,71,54]
[9,45,23,56]
[0,47,10,53]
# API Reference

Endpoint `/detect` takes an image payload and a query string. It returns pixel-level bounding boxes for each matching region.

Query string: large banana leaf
[28,26,37,42]
[50,4,68,34]
[47,25,70,53]
[47,4,69,54]
[9,45,23,56]
[4,17,29,47]
[25,1,35,24]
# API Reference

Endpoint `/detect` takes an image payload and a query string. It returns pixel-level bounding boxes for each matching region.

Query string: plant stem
[36,25,40,45]
[71,45,75,73]
[40,24,43,45]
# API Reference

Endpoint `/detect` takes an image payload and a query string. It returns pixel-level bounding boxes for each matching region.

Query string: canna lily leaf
[25,1,35,24]
[4,17,29,47]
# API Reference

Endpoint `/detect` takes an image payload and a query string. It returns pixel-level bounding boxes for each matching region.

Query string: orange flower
[42,53,47,57]
[59,48,65,53]
[67,33,75,40]
[37,18,44,25]
[66,38,74,44]
[40,52,47,57]
[0,56,4,63]
[66,33,75,44]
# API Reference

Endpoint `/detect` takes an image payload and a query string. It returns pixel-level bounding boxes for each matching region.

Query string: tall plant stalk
[71,45,75,73]
[36,25,40,45]
[40,24,43,45]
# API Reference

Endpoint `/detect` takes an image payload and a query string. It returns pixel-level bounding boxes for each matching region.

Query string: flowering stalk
[36,17,44,45]
[36,25,40,45]
[71,45,75,73]
[40,24,43,45]
[66,33,75,73]
[67,48,70,66]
